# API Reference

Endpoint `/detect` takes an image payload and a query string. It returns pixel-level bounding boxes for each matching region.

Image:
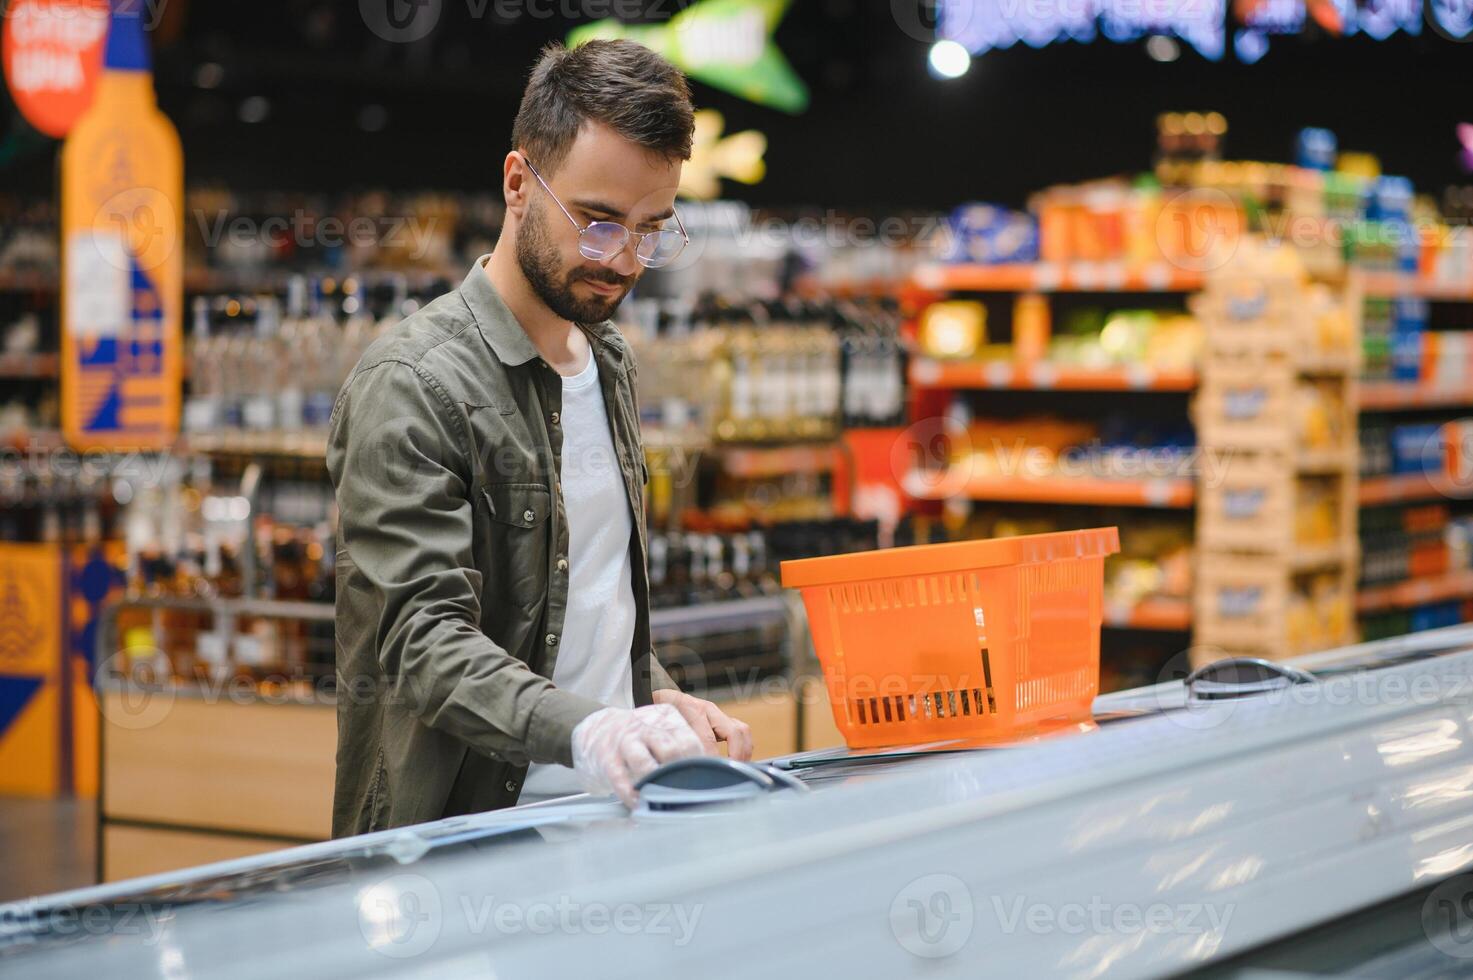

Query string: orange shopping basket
[781,527,1120,749]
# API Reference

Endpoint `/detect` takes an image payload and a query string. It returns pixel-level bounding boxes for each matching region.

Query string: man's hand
[571,704,706,807]
[652,690,754,761]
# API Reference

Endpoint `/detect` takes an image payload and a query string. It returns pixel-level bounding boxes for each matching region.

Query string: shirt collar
[460,253,627,369]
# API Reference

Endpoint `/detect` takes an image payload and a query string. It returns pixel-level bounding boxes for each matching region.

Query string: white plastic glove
[571,704,707,807]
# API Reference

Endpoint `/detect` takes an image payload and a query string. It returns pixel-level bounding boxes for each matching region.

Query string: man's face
[515,122,682,324]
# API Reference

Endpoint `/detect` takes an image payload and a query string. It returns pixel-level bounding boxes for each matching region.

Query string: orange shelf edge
[909,359,1197,392]
[1357,570,1473,614]
[906,472,1196,508]
[1359,382,1473,411]
[912,262,1206,294]
[1358,473,1448,505]
[1105,598,1192,631]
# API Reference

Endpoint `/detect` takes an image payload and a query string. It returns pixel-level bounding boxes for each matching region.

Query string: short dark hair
[511,39,695,175]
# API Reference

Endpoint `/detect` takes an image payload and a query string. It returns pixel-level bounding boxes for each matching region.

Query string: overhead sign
[940,0,1227,60]
[1,0,108,138]
[568,0,809,114]
[942,0,1436,62]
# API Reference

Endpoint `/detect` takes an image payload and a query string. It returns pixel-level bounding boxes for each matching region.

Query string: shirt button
[551,411,560,425]
[523,509,536,523]
[545,633,558,646]
[505,780,518,793]
[557,558,568,573]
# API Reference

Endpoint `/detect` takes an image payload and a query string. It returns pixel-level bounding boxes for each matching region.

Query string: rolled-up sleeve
[328,360,602,767]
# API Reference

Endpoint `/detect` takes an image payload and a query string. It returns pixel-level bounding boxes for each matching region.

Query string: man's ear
[503,151,530,215]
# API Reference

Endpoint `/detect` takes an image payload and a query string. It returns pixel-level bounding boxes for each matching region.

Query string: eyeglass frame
[519,153,690,268]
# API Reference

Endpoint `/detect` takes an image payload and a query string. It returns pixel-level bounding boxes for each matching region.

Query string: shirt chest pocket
[482,483,551,610]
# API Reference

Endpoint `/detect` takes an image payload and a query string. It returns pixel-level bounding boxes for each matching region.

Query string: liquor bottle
[277,279,308,431]
[243,298,279,432]
[184,297,219,432]
[302,280,343,429]
[747,530,780,596]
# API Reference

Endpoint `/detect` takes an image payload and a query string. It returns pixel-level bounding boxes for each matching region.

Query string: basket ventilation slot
[833,575,971,614]
[850,648,999,727]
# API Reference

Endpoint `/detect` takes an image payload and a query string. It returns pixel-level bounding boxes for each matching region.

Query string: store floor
[0,796,96,903]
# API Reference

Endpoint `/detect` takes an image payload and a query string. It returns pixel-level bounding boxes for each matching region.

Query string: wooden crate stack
[1190,247,1362,667]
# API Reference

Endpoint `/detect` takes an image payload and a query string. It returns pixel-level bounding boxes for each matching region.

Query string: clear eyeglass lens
[636,230,686,268]
[579,222,629,259]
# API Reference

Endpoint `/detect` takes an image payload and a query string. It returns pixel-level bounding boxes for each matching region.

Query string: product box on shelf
[1192,554,1290,655]
[1197,453,1295,552]
[1193,361,1298,452]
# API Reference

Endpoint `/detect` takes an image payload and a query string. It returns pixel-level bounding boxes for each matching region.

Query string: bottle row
[623,294,907,443]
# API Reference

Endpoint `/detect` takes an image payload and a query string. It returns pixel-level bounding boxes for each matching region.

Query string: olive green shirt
[327,255,677,837]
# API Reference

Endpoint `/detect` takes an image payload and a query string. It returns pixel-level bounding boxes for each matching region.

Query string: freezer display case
[6,625,1473,978]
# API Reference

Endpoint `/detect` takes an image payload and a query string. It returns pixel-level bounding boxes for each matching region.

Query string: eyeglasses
[521,155,689,269]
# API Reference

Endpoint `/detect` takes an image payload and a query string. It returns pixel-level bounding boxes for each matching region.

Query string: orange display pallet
[1357,570,1473,614]
[908,358,1197,392]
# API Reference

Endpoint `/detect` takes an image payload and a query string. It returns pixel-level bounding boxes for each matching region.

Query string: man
[328,39,751,838]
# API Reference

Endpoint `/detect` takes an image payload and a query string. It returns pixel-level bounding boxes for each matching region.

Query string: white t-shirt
[521,349,636,800]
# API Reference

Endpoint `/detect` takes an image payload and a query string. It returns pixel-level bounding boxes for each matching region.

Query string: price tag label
[1143,479,1174,507]
[1125,364,1153,389]
[1143,264,1173,291]
[911,359,941,385]
[1034,264,1063,291]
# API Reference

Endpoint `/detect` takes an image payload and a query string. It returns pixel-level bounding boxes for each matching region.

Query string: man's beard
[516,200,633,324]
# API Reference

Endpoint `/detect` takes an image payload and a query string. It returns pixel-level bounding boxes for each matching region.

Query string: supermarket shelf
[1295,353,1359,375]
[1291,542,1358,571]
[1104,597,1191,631]
[1295,448,1358,473]
[183,265,462,293]
[1357,570,1473,614]
[0,353,58,379]
[1359,472,1447,505]
[718,443,843,479]
[1362,274,1473,302]
[1,428,65,451]
[909,358,1197,392]
[650,595,788,638]
[1359,381,1473,411]
[790,275,903,299]
[904,471,1195,508]
[0,269,58,291]
[178,431,330,458]
[912,262,1205,294]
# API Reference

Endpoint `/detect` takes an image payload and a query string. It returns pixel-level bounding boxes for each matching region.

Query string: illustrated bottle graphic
[60,0,183,450]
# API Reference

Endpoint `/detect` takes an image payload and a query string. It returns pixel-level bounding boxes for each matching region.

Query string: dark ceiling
[3,0,1471,211]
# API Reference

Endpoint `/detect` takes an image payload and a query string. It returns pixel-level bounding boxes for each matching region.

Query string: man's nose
[602,240,641,278]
